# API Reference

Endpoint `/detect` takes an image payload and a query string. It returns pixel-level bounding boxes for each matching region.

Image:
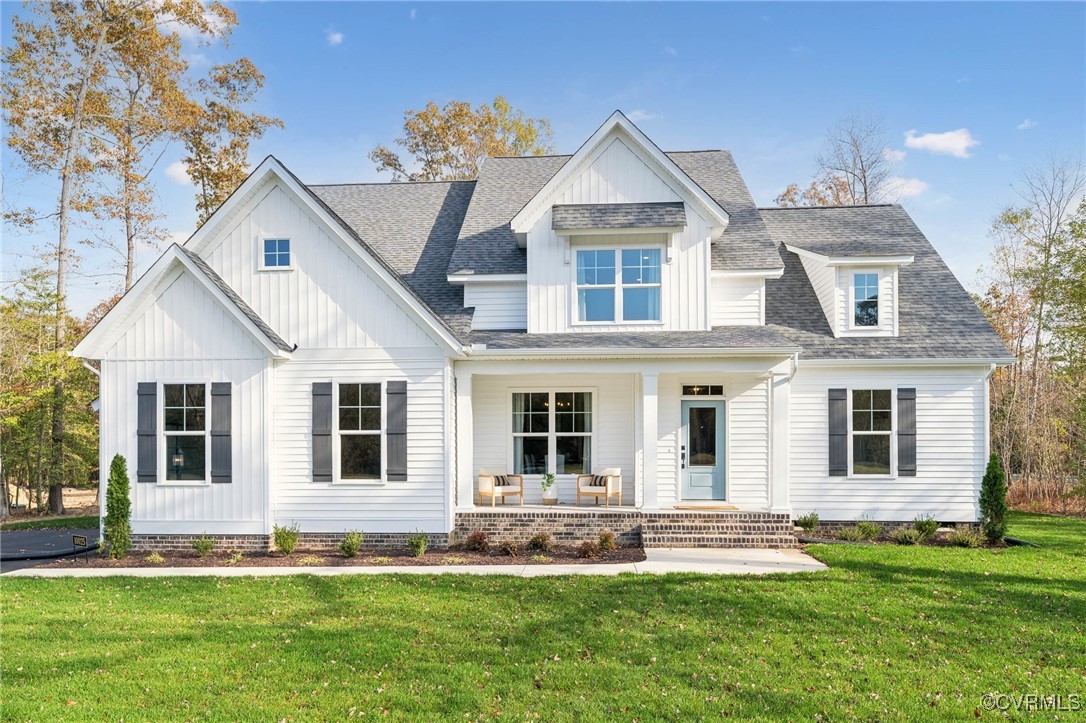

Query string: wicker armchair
[576,467,622,507]
[477,467,524,506]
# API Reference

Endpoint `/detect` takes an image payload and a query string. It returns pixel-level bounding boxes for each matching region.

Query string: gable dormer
[787,244,914,338]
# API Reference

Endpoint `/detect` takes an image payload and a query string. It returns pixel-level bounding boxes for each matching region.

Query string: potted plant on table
[541,472,558,506]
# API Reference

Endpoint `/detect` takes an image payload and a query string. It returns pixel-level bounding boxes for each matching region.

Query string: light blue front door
[680,400,726,500]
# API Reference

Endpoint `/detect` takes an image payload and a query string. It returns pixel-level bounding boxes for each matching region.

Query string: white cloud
[165,161,191,185]
[904,128,979,159]
[883,148,907,163]
[326,29,344,46]
[410,8,417,20]
[1017,118,1037,130]
[626,110,657,122]
[663,46,678,57]
[997,153,1011,162]
[886,176,930,200]
[161,3,229,42]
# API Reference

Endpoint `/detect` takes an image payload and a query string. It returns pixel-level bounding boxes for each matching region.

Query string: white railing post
[641,372,659,511]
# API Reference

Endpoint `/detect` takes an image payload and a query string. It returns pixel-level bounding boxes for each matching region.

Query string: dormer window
[853,272,879,327]
[575,248,661,323]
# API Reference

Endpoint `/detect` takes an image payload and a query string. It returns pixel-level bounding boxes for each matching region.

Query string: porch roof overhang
[464,327,801,359]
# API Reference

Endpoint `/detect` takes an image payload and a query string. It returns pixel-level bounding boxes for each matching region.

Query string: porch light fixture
[171,445,185,476]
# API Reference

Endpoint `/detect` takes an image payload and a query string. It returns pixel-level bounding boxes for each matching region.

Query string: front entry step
[641,512,798,549]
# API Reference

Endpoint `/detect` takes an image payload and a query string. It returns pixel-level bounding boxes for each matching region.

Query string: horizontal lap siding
[799,255,837,335]
[471,374,636,504]
[273,357,449,533]
[711,277,763,326]
[464,282,528,330]
[789,366,988,521]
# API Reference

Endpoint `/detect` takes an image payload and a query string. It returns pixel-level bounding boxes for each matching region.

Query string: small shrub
[913,515,940,541]
[372,556,392,565]
[192,535,214,558]
[145,551,165,565]
[445,555,469,564]
[407,531,428,557]
[273,523,300,555]
[498,540,519,557]
[577,540,602,559]
[949,528,983,548]
[891,528,924,546]
[529,554,551,564]
[598,530,618,551]
[837,526,866,542]
[104,454,133,559]
[462,530,490,552]
[794,512,820,535]
[980,453,1008,542]
[226,551,244,566]
[339,530,364,558]
[526,532,554,553]
[297,555,323,566]
[856,519,882,541]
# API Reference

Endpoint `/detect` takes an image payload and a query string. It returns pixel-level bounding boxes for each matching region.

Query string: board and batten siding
[99,268,270,534]
[789,365,989,521]
[655,374,771,510]
[470,374,637,504]
[272,354,450,533]
[197,182,441,351]
[463,282,528,330]
[525,137,713,333]
[710,276,764,326]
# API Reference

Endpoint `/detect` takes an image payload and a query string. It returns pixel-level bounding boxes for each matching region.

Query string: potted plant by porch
[541,473,558,506]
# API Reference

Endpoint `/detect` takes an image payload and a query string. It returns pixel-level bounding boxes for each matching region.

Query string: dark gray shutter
[136,382,157,483]
[828,388,848,477]
[312,382,333,482]
[210,382,232,483]
[897,387,917,477]
[386,381,407,481]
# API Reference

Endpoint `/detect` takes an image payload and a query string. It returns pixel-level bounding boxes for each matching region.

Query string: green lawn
[3,512,1084,720]
[0,514,99,531]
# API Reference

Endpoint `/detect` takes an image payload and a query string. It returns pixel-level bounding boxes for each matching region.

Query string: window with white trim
[338,383,382,480]
[163,383,207,481]
[576,248,661,322]
[853,272,879,327]
[261,238,291,269]
[511,391,593,475]
[851,389,892,475]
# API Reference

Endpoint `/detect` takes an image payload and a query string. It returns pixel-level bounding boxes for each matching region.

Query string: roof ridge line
[308,179,478,187]
[758,203,900,211]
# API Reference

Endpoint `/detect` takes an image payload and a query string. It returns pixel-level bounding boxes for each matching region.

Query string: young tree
[369,96,553,182]
[980,453,1008,542]
[104,453,132,559]
[181,59,284,224]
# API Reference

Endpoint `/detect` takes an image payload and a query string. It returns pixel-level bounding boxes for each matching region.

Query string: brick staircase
[640,511,798,549]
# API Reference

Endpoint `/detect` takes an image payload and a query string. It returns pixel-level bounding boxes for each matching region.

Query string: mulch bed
[42,545,646,569]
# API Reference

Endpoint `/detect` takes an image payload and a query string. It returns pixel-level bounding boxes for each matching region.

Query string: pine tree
[104,454,132,559]
[980,453,1008,542]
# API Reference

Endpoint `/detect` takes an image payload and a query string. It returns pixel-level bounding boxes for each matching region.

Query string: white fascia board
[446,273,528,285]
[554,225,684,237]
[509,111,730,235]
[799,357,1018,368]
[711,268,785,279]
[786,245,915,267]
[464,345,801,360]
[72,246,289,360]
[187,156,464,356]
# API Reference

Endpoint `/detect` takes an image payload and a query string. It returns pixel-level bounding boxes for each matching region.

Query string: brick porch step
[641,513,798,549]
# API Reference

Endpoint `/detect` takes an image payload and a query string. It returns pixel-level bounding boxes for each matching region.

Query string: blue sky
[3,1,1084,315]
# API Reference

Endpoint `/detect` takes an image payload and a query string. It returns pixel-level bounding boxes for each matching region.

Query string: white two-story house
[75,112,1013,549]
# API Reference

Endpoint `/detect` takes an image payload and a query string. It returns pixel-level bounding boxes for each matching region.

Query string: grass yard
[0,514,99,531]
[3,512,1084,720]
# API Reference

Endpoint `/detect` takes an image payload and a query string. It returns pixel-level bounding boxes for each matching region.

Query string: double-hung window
[261,238,291,270]
[338,383,382,480]
[163,383,207,482]
[576,248,661,323]
[851,389,892,475]
[512,391,593,475]
[853,272,879,327]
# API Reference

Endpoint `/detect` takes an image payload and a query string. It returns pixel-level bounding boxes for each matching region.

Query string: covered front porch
[453,355,796,515]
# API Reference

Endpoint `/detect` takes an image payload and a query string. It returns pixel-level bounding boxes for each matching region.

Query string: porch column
[641,372,659,510]
[769,369,792,514]
[454,367,475,511]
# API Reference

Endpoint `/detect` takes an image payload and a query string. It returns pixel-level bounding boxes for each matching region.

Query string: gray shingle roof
[760,205,1011,359]
[447,151,782,276]
[468,325,800,351]
[784,237,914,258]
[178,246,294,352]
[551,201,686,231]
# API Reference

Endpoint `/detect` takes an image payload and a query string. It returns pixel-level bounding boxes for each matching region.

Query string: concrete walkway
[4,548,826,577]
